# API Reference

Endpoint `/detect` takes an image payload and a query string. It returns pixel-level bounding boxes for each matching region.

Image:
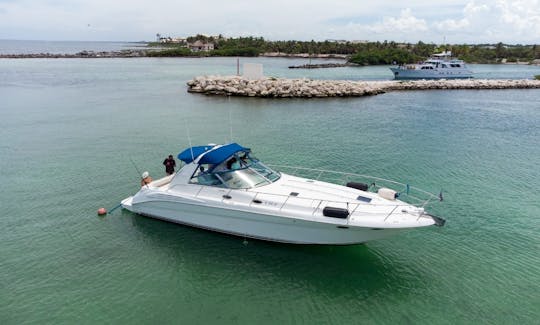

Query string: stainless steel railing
[174,164,442,221]
[267,164,441,208]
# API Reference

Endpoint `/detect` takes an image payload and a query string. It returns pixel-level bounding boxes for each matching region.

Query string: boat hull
[121,197,404,245]
[390,67,473,80]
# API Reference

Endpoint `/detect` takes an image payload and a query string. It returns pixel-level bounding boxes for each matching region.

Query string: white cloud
[367,9,429,34]
[433,18,470,31]
[434,0,540,42]
[495,0,540,34]
[0,0,539,43]
[464,1,490,14]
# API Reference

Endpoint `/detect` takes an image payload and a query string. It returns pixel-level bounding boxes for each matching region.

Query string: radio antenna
[184,119,194,161]
[129,157,149,189]
[228,96,233,143]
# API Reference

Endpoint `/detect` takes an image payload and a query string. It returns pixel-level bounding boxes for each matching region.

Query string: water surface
[0,56,539,324]
[0,40,144,54]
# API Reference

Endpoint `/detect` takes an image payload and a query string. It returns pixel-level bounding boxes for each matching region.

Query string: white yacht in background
[121,143,445,245]
[390,51,473,80]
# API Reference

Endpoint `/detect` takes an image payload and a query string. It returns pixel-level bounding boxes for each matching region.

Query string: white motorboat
[390,51,473,80]
[121,143,445,245]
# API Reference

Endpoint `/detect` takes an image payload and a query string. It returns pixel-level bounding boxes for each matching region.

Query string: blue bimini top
[178,143,249,165]
[177,145,215,164]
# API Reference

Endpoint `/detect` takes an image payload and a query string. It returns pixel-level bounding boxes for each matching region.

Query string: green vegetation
[210,47,260,57]
[148,35,263,57]
[146,47,191,57]
[448,43,540,63]
[208,36,263,56]
[148,35,540,64]
[349,48,418,65]
[535,75,540,80]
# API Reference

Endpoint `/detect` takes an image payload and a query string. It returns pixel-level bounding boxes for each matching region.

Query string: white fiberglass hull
[121,153,442,245]
[390,67,473,79]
[121,196,404,245]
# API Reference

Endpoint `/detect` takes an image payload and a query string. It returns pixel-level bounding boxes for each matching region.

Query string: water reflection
[125,210,427,300]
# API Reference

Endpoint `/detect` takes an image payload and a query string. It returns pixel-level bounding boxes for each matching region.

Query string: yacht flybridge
[121,143,445,245]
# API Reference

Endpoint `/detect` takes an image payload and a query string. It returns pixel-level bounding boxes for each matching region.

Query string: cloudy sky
[1,0,539,44]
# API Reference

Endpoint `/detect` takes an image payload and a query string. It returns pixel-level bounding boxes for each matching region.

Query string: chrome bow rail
[267,164,441,208]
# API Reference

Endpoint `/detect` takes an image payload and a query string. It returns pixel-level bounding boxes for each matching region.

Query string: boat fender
[346,182,369,191]
[323,207,349,219]
[378,188,398,200]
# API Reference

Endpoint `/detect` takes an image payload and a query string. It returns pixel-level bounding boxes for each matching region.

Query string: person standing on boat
[141,171,152,186]
[226,157,239,170]
[163,155,176,175]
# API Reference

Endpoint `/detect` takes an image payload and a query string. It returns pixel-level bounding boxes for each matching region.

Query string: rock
[185,76,540,98]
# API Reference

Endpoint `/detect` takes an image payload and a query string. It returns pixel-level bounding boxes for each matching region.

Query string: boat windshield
[189,152,281,189]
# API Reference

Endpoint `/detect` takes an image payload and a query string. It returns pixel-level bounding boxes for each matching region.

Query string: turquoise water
[1,57,539,324]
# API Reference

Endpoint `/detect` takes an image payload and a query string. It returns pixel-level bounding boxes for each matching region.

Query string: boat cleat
[400,206,424,216]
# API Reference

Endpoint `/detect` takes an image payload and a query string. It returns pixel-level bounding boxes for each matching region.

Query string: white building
[189,40,215,52]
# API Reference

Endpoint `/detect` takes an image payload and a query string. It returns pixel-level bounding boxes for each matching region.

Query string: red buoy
[97,207,107,215]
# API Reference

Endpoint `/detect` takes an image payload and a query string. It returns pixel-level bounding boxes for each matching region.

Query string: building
[157,36,187,44]
[189,40,215,52]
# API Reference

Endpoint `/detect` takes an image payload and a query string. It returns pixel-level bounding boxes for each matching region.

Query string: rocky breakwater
[187,76,540,98]
[0,49,148,59]
[187,76,386,98]
[387,78,540,91]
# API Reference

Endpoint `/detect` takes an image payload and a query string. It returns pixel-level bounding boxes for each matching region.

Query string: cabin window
[190,151,281,189]
[189,163,223,186]
[214,161,281,189]
[190,172,224,187]
[216,169,268,189]
[249,161,281,182]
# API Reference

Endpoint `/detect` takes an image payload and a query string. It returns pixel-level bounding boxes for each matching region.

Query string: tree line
[148,35,540,64]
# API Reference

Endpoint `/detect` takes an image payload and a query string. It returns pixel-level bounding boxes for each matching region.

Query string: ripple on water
[1,58,539,323]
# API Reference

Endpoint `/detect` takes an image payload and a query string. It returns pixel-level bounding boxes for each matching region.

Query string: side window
[189,164,224,187]
[194,173,224,186]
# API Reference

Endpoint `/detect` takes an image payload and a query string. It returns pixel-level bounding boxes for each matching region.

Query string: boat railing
[189,164,441,221]
[266,164,441,208]
[215,187,418,222]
